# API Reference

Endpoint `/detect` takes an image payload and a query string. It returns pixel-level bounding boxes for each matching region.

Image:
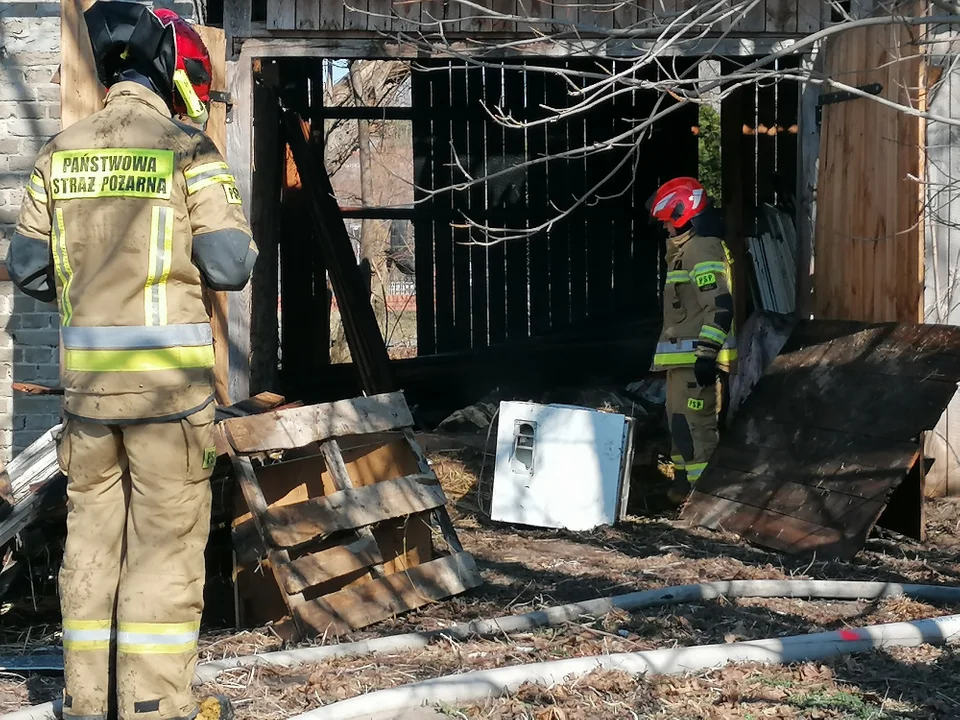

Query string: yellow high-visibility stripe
[51,209,74,326]
[64,345,216,373]
[186,173,235,195]
[27,173,47,203]
[50,148,174,200]
[184,161,229,180]
[144,206,173,326]
[687,462,708,480]
[62,619,112,651]
[653,348,738,367]
[118,620,199,655]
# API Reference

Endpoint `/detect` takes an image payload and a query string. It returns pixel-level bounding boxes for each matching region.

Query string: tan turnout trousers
[666,367,724,486]
[57,403,216,720]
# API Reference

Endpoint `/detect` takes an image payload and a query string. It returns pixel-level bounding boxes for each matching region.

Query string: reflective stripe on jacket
[8,81,258,423]
[652,229,737,373]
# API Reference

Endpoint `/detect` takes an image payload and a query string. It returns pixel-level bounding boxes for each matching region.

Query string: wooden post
[60,0,103,130]
[227,55,255,403]
[796,45,822,319]
[721,82,748,328]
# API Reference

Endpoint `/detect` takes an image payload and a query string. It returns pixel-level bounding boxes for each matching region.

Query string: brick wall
[0,0,198,462]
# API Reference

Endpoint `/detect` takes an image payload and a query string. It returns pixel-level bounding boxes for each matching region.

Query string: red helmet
[154,9,212,124]
[648,177,708,229]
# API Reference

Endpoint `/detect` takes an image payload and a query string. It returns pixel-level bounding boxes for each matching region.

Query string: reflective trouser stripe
[62,619,113,651]
[117,621,200,655]
[64,345,216,373]
[52,208,75,326]
[61,323,213,350]
[687,462,708,481]
[666,271,691,284]
[144,206,174,326]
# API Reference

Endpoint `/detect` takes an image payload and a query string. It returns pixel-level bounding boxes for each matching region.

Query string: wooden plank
[60,0,103,130]
[796,47,821,316]
[707,441,917,496]
[277,534,384,593]
[411,65,436,355]
[755,66,777,207]
[282,104,396,393]
[545,65,570,329]
[682,494,858,560]
[268,0,296,29]
[764,0,797,33]
[249,62,283,395]
[366,0,393,30]
[343,0,370,29]
[742,368,957,441]
[813,23,924,323]
[796,0,820,32]
[568,68,588,325]
[467,65,489,349]
[484,64,508,346]
[402,428,464,553]
[227,56,253,403]
[432,63,456,353]
[503,65,529,342]
[223,392,415,453]
[293,552,483,635]
[526,67,550,338]
[451,66,473,350]
[392,0,421,29]
[694,466,893,533]
[319,439,387,578]
[611,61,634,312]
[296,0,321,29]
[263,473,447,547]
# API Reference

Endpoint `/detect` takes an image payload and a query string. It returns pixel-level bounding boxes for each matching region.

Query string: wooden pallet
[221,391,482,638]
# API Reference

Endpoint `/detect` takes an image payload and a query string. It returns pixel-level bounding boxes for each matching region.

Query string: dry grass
[3,482,960,718]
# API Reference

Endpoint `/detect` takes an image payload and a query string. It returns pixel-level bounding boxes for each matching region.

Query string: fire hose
[3,579,960,720]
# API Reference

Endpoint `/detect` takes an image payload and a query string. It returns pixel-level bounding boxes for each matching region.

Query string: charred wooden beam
[279,97,395,396]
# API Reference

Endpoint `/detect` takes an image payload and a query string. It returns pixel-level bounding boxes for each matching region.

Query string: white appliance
[490,401,635,531]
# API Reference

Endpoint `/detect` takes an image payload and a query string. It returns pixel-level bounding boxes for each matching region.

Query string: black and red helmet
[155,8,212,123]
[84,1,211,124]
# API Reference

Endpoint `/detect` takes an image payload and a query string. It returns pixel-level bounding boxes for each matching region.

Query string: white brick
[7,118,61,137]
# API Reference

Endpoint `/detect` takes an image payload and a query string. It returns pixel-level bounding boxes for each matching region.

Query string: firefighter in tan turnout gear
[6,2,257,718]
[647,177,737,505]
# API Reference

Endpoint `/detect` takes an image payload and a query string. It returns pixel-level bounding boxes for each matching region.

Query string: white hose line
[0,701,59,720]
[291,613,960,720]
[5,580,960,720]
[194,579,960,682]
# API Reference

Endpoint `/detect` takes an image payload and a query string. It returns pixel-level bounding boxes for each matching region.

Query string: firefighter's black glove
[694,355,718,387]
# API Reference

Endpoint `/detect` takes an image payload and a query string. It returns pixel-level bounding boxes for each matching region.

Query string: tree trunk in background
[351,61,389,335]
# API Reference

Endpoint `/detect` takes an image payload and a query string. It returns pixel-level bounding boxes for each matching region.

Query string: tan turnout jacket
[652,228,737,373]
[9,81,257,423]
